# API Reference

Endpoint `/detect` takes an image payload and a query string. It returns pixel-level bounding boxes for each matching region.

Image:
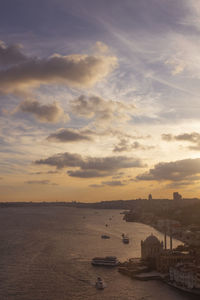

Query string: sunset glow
[1,0,200,202]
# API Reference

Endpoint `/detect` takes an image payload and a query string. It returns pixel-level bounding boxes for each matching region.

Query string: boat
[91,256,119,266]
[122,234,129,244]
[95,277,105,290]
[101,235,110,239]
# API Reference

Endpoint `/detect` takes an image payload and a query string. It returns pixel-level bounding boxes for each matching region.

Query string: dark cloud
[113,139,154,152]
[70,95,135,123]
[0,44,117,94]
[0,41,27,67]
[35,152,145,177]
[35,152,83,169]
[102,180,125,186]
[47,128,93,142]
[136,158,200,182]
[67,170,107,178]
[162,132,200,150]
[18,100,67,123]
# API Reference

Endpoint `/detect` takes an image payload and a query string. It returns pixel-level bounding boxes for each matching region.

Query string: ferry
[122,233,129,244]
[91,256,119,266]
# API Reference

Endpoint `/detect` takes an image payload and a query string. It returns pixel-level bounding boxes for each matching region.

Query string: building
[173,192,182,201]
[148,194,152,201]
[141,233,192,273]
[156,250,192,273]
[169,263,200,289]
[141,234,163,261]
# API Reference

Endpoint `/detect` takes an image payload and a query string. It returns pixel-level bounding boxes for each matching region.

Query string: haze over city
[1,0,200,202]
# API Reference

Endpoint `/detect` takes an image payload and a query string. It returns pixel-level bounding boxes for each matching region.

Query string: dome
[143,234,161,245]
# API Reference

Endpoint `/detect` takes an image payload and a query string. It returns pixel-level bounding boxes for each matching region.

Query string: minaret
[164,221,167,250]
[164,229,167,250]
[170,227,173,251]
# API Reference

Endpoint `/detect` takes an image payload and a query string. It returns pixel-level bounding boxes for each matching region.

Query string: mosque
[141,233,192,272]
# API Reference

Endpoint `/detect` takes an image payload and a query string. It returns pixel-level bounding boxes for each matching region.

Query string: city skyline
[1,0,200,202]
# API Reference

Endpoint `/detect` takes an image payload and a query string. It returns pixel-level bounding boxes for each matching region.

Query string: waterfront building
[173,192,182,201]
[169,263,200,289]
[156,251,192,273]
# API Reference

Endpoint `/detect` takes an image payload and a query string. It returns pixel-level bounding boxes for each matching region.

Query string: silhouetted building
[173,192,182,201]
[141,234,163,260]
[156,251,192,273]
[148,194,152,201]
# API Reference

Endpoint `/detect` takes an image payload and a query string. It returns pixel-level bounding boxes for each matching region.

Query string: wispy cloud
[162,132,200,150]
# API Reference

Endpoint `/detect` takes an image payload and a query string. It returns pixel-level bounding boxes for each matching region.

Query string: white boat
[95,277,105,289]
[92,256,119,266]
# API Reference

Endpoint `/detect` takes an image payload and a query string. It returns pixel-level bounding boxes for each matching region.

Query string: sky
[1,0,200,202]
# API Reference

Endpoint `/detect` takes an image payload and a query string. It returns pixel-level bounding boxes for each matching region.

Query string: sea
[0,206,197,300]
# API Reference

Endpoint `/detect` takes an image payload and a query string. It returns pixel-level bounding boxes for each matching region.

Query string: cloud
[70,95,135,124]
[89,184,104,188]
[162,132,200,150]
[47,128,93,142]
[0,40,27,67]
[113,138,154,152]
[25,180,57,185]
[136,158,200,183]
[0,43,117,94]
[30,171,59,175]
[17,100,67,123]
[35,152,83,169]
[102,180,125,186]
[67,170,107,178]
[165,57,185,75]
[89,179,125,187]
[112,172,124,179]
[166,180,197,189]
[35,152,145,177]
[161,133,173,141]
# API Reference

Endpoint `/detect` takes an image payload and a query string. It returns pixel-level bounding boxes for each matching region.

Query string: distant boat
[101,234,110,239]
[122,234,129,244]
[91,256,119,267]
[105,224,108,227]
[95,277,105,289]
